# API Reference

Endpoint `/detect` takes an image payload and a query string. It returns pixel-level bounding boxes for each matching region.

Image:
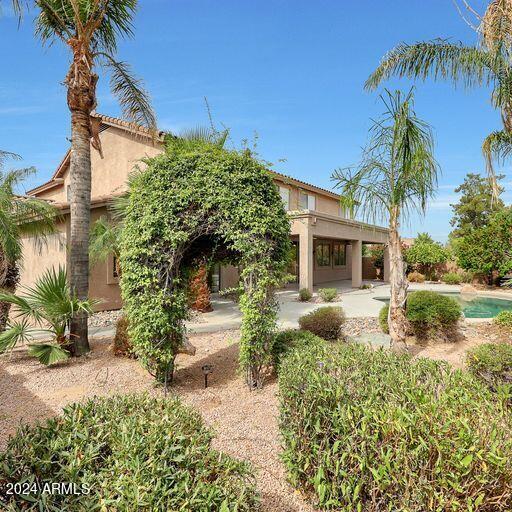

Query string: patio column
[383,245,390,282]
[351,239,362,288]
[299,230,313,292]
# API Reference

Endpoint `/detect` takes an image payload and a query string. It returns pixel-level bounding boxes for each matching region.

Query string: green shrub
[318,288,338,302]
[279,342,512,511]
[460,270,474,283]
[467,343,512,397]
[494,310,512,329]
[298,306,345,340]
[112,315,134,358]
[0,394,259,511]
[272,329,324,369]
[379,304,389,334]
[298,288,313,302]
[407,270,425,283]
[442,272,462,285]
[407,290,461,338]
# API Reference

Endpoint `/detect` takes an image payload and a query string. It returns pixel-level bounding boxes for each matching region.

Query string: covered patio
[289,210,390,291]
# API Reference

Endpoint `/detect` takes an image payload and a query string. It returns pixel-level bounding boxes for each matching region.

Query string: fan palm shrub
[31,0,157,357]
[0,266,95,365]
[0,150,57,331]
[332,90,439,352]
[365,0,512,195]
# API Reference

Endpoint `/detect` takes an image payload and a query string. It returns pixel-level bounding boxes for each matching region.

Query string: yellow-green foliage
[120,142,290,385]
[279,342,512,511]
[442,272,462,285]
[318,288,337,302]
[379,304,389,333]
[407,270,425,283]
[0,394,259,511]
[467,343,512,398]
[494,311,512,329]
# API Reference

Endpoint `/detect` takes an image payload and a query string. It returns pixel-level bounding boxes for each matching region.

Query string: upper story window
[299,191,316,211]
[316,242,331,267]
[279,186,290,210]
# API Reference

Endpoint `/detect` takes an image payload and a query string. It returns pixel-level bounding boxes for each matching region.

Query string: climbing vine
[120,140,290,387]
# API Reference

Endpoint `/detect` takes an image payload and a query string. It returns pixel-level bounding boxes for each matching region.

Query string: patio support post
[351,239,362,288]
[299,229,313,292]
[383,244,390,282]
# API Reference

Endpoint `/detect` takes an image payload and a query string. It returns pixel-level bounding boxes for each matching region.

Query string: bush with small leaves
[467,343,512,398]
[318,288,338,302]
[0,394,259,511]
[112,315,134,358]
[379,304,389,334]
[442,272,462,285]
[298,288,313,302]
[494,311,512,329]
[407,271,425,283]
[272,329,324,369]
[279,342,512,511]
[407,290,461,339]
[298,306,345,341]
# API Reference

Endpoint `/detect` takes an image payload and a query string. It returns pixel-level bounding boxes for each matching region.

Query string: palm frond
[28,342,69,365]
[165,126,230,151]
[332,89,438,226]
[0,319,33,353]
[365,40,496,91]
[482,129,512,197]
[97,52,156,130]
[89,215,121,265]
[0,290,41,322]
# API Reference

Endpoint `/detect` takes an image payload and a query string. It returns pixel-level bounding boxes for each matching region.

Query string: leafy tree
[365,0,512,194]
[455,207,512,284]
[120,140,290,387]
[404,233,448,280]
[450,172,505,239]
[33,0,156,356]
[333,90,439,352]
[0,267,95,365]
[0,151,57,331]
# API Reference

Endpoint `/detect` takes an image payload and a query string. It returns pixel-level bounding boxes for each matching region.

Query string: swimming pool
[374,292,512,319]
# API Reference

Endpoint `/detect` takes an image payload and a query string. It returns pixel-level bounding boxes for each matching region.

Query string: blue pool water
[375,292,512,319]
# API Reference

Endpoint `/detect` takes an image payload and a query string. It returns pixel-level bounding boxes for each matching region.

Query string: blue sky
[1,0,510,241]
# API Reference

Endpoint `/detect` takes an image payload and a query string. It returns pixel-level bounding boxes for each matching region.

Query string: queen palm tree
[365,0,512,195]
[0,150,57,330]
[33,0,156,356]
[332,90,439,352]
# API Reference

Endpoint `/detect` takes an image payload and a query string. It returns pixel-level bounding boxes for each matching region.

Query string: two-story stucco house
[21,114,389,311]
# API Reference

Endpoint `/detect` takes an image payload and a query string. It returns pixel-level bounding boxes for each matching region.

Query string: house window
[299,192,316,211]
[316,242,331,267]
[279,186,290,210]
[333,242,346,266]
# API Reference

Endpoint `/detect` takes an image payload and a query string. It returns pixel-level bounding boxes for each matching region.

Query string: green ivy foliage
[120,141,290,386]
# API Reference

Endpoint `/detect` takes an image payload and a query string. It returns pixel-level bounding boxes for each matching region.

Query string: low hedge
[407,290,461,340]
[298,288,312,302]
[279,342,512,511]
[298,306,345,340]
[442,272,462,285]
[272,329,325,369]
[467,343,512,397]
[494,311,512,329]
[0,394,259,511]
[318,288,337,302]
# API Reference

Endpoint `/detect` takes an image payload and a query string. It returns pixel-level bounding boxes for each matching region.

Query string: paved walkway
[89,280,470,338]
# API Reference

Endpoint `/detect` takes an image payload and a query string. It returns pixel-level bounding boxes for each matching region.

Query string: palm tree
[0,266,95,365]
[365,0,512,195]
[34,0,156,356]
[0,150,57,331]
[332,90,439,352]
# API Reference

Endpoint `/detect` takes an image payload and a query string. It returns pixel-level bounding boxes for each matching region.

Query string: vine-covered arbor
[120,141,291,387]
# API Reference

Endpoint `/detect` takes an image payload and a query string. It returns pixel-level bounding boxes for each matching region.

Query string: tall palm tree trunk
[0,253,19,332]
[68,109,92,355]
[388,210,408,352]
[66,42,97,356]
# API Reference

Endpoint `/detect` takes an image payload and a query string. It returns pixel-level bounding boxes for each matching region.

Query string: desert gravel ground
[0,318,503,511]
[0,329,317,511]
